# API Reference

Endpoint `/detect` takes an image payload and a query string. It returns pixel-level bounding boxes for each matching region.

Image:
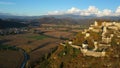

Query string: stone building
[66,21,120,57]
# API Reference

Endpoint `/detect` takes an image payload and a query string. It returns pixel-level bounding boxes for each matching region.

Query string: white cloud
[48,11,65,15]
[88,6,99,13]
[115,6,120,16]
[67,7,80,14]
[0,1,15,5]
[48,6,120,17]
[116,6,120,13]
[80,6,99,16]
[102,9,112,16]
[96,9,112,17]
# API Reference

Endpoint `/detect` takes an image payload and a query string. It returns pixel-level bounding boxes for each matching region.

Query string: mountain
[0,13,120,20]
[0,13,38,19]
[29,15,120,26]
[0,13,120,26]
[28,17,97,27]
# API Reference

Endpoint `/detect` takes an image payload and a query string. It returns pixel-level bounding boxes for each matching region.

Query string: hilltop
[35,21,120,68]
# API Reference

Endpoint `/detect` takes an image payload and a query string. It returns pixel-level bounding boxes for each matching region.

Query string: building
[66,21,120,57]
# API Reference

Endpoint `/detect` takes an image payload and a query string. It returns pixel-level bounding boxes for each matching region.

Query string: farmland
[0,33,60,67]
[0,24,80,67]
[0,50,24,68]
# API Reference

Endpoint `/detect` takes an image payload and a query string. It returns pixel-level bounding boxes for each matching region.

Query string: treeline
[0,19,27,29]
[0,45,18,51]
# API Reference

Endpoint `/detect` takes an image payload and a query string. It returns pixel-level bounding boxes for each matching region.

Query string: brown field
[0,29,75,67]
[0,50,24,68]
[0,33,62,52]
[29,40,61,65]
[44,30,74,38]
[1,34,50,48]
[71,29,82,33]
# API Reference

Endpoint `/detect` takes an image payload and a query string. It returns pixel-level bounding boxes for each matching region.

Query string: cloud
[88,6,99,13]
[96,9,112,17]
[47,6,120,17]
[0,1,15,5]
[48,11,64,15]
[115,6,120,16]
[79,6,99,16]
[67,7,80,14]
[116,6,120,13]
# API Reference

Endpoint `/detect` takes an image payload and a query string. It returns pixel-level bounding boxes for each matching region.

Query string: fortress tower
[94,21,98,26]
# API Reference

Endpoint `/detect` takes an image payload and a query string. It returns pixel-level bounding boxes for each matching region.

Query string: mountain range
[0,13,120,29]
[0,13,120,20]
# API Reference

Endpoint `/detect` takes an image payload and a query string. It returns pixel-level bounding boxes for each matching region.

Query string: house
[108,25,118,30]
[68,41,73,45]
[85,32,90,38]
[82,40,88,49]
[94,21,98,26]
[93,41,98,51]
[102,37,112,44]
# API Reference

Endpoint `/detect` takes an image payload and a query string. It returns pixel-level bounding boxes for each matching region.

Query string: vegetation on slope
[0,19,27,29]
[36,42,120,68]
[35,30,120,68]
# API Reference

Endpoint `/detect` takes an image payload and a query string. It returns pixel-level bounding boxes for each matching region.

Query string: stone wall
[81,49,106,57]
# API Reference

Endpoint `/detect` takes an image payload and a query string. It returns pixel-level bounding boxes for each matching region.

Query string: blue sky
[0,0,120,16]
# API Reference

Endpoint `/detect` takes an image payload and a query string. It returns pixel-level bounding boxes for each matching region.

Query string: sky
[0,0,120,16]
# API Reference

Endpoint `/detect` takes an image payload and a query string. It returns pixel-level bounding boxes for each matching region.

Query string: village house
[82,40,88,49]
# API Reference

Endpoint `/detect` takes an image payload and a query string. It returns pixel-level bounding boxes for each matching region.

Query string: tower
[103,26,107,33]
[94,21,98,26]
[93,41,98,51]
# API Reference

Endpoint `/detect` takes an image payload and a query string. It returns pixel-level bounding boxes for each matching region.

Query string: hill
[0,19,27,29]
[29,17,95,26]
[29,16,120,27]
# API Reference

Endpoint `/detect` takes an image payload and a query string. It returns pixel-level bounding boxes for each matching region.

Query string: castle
[61,21,120,57]
[80,21,120,57]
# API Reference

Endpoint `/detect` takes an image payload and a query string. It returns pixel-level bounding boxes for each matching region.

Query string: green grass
[27,35,48,40]
[0,45,18,50]
[0,35,3,38]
